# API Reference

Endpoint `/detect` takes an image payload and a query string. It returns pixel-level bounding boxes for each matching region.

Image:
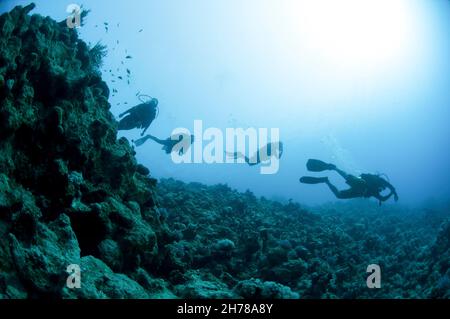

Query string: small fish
[111,80,116,83]
[124,102,128,105]
[104,22,109,26]
[136,91,140,96]
[138,29,143,33]
[116,40,119,44]
[125,55,132,59]
[126,69,131,75]
[127,80,130,85]
[118,76,123,80]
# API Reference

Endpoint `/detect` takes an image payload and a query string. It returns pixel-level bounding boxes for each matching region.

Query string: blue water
[2,0,449,206]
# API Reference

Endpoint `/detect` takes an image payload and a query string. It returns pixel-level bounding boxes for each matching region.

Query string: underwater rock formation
[0,4,166,299]
[0,4,448,299]
[155,178,449,299]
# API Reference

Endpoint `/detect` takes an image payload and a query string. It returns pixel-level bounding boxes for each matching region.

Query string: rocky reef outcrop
[0,4,448,299]
[0,3,170,299]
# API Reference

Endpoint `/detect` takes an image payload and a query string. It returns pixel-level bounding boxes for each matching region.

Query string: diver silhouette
[300,159,398,205]
[226,142,283,166]
[133,133,194,155]
[118,96,158,136]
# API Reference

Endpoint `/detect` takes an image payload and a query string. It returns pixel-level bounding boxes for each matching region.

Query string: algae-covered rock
[234,278,299,299]
[9,214,81,297]
[0,4,171,299]
[174,271,237,299]
[132,268,178,299]
[62,256,149,299]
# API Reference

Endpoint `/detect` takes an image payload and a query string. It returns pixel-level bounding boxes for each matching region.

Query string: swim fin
[306,159,336,172]
[299,176,329,184]
[134,135,151,147]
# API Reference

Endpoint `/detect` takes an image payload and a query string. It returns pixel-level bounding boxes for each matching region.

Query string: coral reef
[0,3,167,299]
[155,179,449,298]
[0,4,448,299]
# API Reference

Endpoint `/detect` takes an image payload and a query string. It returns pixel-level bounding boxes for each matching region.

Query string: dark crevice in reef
[0,4,449,299]
[69,211,107,258]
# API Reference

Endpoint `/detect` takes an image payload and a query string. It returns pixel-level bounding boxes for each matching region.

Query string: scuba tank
[140,94,159,116]
[360,174,388,194]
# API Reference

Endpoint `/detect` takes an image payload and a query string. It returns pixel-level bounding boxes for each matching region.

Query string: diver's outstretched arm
[376,185,398,203]
[386,183,399,201]
[119,110,130,118]
[119,106,136,118]
[375,179,399,204]
[374,192,394,206]
[376,179,398,203]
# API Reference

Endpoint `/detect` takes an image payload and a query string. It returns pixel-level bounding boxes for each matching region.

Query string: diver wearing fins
[300,159,398,205]
[226,142,284,166]
[134,133,194,155]
[118,96,159,136]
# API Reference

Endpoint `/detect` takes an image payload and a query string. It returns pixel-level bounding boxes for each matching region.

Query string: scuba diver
[226,142,284,166]
[300,159,398,205]
[118,95,159,136]
[133,133,194,155]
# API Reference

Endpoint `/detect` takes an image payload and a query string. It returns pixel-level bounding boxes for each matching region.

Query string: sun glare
[284,0,415,70]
